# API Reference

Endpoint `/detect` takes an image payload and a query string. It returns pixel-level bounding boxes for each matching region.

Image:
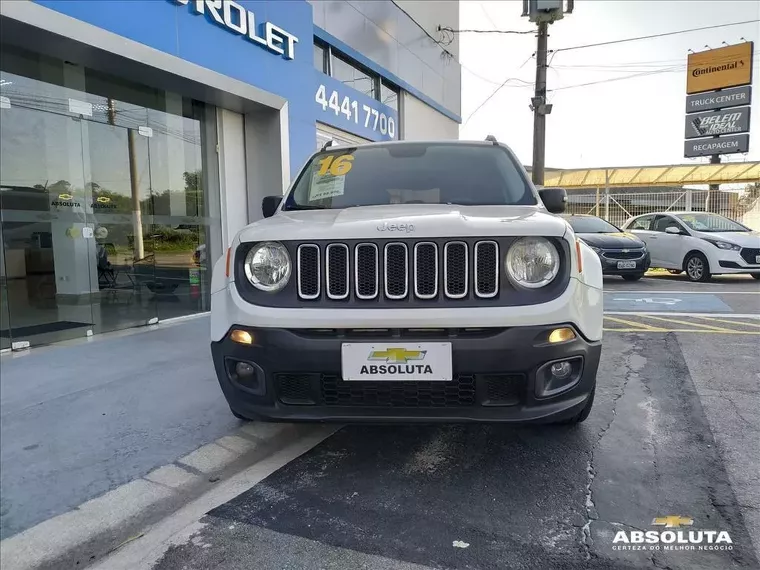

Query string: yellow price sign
[317,154,354,177]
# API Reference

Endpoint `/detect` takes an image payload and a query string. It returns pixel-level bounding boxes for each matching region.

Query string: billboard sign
[686,42,753,94]
[685,85,751,113]
[684,134,749,158]
[684,106,751,139]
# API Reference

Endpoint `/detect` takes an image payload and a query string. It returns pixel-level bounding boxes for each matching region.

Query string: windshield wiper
[282,204,328,211]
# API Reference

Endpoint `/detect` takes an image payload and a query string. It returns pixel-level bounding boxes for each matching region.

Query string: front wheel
[684,253,711,282]
[622,273,645,282]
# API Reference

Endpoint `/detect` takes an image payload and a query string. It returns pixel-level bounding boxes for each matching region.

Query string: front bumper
[211,325,601,424]
[714,249,760,274]
[597,251,651,275]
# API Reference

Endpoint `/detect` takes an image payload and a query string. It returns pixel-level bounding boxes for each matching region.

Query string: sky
[458,0,760,170]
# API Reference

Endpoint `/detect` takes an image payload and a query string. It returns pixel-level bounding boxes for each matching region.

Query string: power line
[478,2,500,31]
[548,66,684,92]
[550,20,759,55]
[463,54,536,126]
[440,27,535,36]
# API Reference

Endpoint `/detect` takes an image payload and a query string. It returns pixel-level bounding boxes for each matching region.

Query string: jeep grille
[296,240,500,302]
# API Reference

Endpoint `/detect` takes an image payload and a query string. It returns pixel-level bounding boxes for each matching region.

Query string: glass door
[0,101,96,347]
[82,117,158,333]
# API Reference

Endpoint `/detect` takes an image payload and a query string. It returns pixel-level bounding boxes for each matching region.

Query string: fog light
[235,361,255,378]
[230,330,253,345]
[548,328,575,344]
[550,361,573,380]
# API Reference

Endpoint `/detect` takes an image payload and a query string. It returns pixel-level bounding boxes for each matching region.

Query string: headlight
[505,237,560,289]
[706,239,741,251]
[244,241,291,292]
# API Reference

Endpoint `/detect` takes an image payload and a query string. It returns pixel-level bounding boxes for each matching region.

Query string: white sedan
[621,212,760,282]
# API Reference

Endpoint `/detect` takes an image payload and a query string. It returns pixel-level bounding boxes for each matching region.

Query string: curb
[0,422,324,570]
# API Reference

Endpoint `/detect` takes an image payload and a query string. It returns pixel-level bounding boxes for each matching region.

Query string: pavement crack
[708,393,760,433]
[581,344,638,561]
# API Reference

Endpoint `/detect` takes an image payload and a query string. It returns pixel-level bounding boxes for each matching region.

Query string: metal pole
[531,20,549,186]
[706,154,721,212]
[604,169,610,221]
[128,129,145,260]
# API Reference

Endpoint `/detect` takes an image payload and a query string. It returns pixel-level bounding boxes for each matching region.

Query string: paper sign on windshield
[309,171,345,201]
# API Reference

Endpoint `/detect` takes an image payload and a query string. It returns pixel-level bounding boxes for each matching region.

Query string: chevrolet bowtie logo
[58,193,73,200]
[368,348,426,364]
[651,516,694,528]
[96,196,111,203]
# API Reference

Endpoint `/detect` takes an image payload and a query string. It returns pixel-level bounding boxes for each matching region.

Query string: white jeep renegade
[210,139,603,424]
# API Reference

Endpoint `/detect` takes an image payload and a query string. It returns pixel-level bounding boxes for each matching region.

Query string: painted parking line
[604,314,760,335]
[603,292,734,313]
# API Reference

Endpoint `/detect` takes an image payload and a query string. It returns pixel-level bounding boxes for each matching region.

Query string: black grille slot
[444,242,468,298]
[474,241,498,298]
[481,374,524,406]
[414,242,438,299]
[602,249,644,260]
[297,245,320,299]
[740,248,760,265]
[355,243,379,299]
[384,243,409,299]
[326,244,349,299]
[275,373,317,405]
[321,375,476,407]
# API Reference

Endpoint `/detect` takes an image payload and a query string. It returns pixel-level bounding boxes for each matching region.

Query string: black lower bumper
[211,324,601,424]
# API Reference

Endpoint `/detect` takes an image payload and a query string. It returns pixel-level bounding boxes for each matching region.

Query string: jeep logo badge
[377,222,415,233]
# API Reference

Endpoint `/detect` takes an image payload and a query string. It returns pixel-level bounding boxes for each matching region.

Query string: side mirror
[665,226,682,235]
[262,195,282,218]
[538,187,568,214]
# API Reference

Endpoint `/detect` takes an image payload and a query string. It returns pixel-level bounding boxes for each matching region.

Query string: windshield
[676,213,749,232]
[564,216,620,234]
[283,143,537,210]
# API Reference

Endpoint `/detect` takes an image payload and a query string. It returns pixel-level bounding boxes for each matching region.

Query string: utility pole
[522,0,573,186]
[531,20,549,186]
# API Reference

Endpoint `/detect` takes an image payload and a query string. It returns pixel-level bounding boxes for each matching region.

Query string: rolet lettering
[171,0,298,60]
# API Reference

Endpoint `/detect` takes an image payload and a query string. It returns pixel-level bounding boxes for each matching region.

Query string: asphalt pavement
[1,273,758,570]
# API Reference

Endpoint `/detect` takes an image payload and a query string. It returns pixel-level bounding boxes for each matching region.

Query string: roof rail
[321,139,335,152]
[485,135,498,144]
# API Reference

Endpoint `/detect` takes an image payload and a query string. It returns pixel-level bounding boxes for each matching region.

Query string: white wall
[217,109,248,249]
[401,91,459,140]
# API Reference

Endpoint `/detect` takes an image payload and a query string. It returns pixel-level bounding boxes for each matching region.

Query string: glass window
[0,44,220,346]
[313,43,326,73]
[628,215,654,231]
[676,213,750,232]
[331,53,376,99]
[283,143,536,210]
[380,82,398,111]
[564,216,620,234]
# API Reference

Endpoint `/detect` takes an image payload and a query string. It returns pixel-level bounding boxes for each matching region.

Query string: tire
[560,387,595,425]
[668,270,683,275]
[622,273,645,281]
[684,252,711,282]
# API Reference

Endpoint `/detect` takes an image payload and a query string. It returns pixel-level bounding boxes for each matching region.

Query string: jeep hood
[237,205,569,242]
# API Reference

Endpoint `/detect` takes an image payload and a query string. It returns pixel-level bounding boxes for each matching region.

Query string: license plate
[617,261,637,269]
[341,342,453,381]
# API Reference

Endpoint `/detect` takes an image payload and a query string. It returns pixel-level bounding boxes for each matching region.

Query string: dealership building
[0,0,462,349]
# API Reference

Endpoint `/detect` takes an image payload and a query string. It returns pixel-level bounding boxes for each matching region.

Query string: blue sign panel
[313,71,398,142]
[603,293,733,313]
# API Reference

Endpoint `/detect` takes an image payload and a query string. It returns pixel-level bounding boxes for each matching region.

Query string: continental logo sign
[687,42,753,94]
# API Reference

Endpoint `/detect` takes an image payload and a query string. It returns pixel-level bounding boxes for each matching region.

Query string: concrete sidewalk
[0,316,239,540]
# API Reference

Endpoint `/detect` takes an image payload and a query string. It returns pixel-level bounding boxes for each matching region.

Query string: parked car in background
[622,212,760,282]
[562,214,650,281]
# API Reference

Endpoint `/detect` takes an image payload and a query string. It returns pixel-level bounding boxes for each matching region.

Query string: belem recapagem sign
[169,0,299,60]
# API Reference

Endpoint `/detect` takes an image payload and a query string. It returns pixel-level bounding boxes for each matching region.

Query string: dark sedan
[563,214,651,281]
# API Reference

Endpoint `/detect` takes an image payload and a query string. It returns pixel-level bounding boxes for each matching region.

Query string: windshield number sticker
[315,84,396,139]
[317,154,354,177]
